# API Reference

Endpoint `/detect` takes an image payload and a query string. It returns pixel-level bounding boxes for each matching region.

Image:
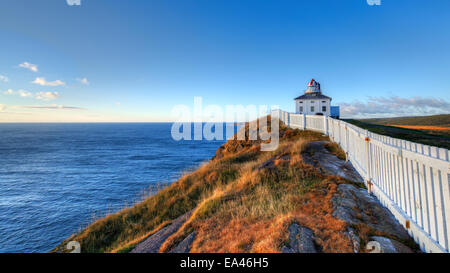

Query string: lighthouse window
[322,101,326,103]
[322,106,326,112]
[311,106,315,112]
[299,106,303,112]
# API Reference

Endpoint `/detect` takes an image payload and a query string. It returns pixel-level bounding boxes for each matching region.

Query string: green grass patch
[345,119,450,149]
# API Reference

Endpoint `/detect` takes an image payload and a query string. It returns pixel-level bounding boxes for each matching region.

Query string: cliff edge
[54,118,418,253]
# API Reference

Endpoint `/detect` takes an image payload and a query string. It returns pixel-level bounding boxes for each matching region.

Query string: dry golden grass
[160,132,355,253]
[389,124,450,131]
[54,118,371,253]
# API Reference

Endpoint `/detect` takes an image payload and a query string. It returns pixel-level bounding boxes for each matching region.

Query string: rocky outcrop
[169,232,196,253]
[368,236,414,253]
[258,154,290,172]
[301,141,416,253]
[345,227,361,253]
[302,141,364,183]
[332,184,410,240]
[282,223,317,253]
[131,210,193,253]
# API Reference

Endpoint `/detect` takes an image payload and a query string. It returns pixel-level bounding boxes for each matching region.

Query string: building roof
[307,79,321,92]
[294,93,332,100]
[294,79,332,100]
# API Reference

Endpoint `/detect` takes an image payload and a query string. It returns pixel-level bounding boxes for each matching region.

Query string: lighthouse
[294,79,340,118]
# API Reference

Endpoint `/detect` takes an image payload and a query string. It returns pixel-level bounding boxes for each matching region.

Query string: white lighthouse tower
[294,79,340,118]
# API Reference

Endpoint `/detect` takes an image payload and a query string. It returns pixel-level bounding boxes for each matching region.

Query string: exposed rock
[345,227,361,253]
[301,141,415,252]
[282,223,317,253]
[258,157,277,171]
[169,232,196,253]
[331,184,410,240]
[368,236,414,253]
[131,210,193,253]
[258,154,290,172]
[302,141,364,183]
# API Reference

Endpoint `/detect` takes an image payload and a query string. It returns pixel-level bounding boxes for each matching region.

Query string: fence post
[345,125,349,163]
[323,115,329,135]
[365,129,373,194]
[302,114,306,130]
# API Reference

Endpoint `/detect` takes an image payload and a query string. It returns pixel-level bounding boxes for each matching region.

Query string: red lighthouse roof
[294,78,330,100]
[306,79,321,92]
[307,79,321,90]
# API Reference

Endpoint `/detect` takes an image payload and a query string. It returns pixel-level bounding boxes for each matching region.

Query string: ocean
[0,123,230,253]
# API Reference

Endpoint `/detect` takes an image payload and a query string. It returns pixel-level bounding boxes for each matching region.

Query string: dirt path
[302,141,364,183]
[131,210,193,253]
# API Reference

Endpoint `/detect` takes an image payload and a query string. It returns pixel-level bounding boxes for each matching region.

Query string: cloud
[18,105,85,110]
[3,89,14,95]
[3,89,33,98]
[0,75,8,82]
[338,96,450,118]
[0,104,6,112]
[3,89,59,100]
[19,62,38,72]
[77,77,89,85]
[35,91,59,100]
[32,77,65,87]
[19,90,33,98]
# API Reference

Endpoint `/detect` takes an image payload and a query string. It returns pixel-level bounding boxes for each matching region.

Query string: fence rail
[275,109,450,253]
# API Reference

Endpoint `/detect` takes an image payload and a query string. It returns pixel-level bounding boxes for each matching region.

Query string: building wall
[330,106,340,119]
[295,99,331,116]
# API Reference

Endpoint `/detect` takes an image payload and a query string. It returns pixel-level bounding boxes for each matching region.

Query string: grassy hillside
[54,118,413,253]
[358,114,450,139]
[345,119,450,150]
[360,114,450,127]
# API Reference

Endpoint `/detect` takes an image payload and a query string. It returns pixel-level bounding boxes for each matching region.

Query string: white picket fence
[275,110,450,253]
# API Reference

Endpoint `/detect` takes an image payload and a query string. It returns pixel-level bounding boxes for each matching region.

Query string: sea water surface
[0,123,231,253]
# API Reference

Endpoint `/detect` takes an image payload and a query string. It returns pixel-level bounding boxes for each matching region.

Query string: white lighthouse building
[294,79,340,118]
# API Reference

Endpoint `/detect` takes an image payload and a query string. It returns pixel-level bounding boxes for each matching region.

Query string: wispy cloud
[18,105,85,110]
[338,96,450,118]
[32,77,65,87]
[35,91,59,100]
[19,62,38,72]
[3,89,59,100]
[0,75,8,82]
[0,104,6,112]
[3,89,33,98]
[3,89,14,95]
[77,77,89,85]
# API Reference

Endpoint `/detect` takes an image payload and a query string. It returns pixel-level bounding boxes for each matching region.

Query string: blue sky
[0,0,449,122]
